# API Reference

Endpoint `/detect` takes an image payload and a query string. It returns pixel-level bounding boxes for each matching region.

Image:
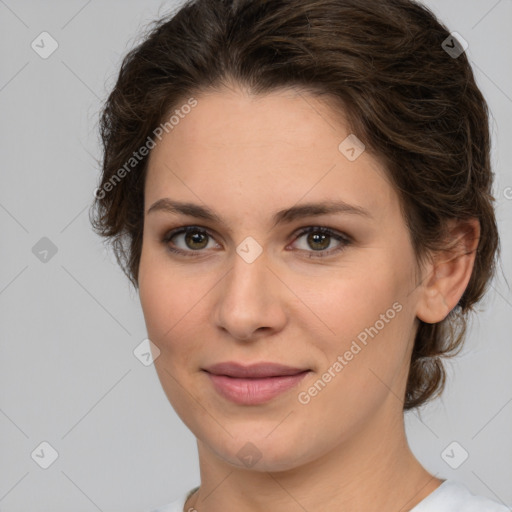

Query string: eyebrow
[146,198,372,229]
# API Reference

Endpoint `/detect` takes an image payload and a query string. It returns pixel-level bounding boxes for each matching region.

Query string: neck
[186,402,442,512]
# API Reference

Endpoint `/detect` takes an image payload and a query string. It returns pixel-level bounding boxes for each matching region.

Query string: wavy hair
[90,0,499,409]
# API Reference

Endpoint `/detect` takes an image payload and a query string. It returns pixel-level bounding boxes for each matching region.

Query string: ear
[416,218,480,324]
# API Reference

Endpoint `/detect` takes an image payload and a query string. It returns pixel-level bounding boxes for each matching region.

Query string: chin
[198,424,324,473]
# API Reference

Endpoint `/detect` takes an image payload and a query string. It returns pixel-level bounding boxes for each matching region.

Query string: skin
[138,84,479,512]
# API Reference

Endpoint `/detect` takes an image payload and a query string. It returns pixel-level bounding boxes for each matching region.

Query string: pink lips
[203,362,310,405]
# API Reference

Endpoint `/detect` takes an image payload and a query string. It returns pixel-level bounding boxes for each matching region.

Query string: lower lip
[205,371,310,405]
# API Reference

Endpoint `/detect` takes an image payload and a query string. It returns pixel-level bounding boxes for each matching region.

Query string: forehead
[154,86,350,153]
[145,86,397,220]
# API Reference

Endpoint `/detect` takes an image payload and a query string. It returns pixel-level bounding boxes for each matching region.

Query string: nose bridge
[224,244,270,312]
[213,241,285,340]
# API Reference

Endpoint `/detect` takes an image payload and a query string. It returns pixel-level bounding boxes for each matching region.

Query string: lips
[202,362,310,405]
[204,361,307,378]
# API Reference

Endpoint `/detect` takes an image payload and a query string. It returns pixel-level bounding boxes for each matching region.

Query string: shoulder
[147,486,199,512]
[412,480,510,512]
[147,482,510,512]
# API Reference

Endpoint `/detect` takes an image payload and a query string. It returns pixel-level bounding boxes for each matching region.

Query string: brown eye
[162,226,218,256]
[291,227,351,258]
[305,231,331,251]
[182,230,209,250]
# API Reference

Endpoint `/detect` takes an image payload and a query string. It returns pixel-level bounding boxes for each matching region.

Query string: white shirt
[149,481,510,512]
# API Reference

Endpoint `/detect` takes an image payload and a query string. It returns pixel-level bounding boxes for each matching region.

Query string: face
[138,86,423,472]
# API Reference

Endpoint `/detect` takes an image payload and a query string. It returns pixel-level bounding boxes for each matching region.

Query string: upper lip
[203,362,309,378]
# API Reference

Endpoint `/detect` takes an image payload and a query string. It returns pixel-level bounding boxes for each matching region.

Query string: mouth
[202,362,311,405]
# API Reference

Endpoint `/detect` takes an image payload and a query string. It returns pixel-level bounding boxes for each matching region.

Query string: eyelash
[161,225,352,259]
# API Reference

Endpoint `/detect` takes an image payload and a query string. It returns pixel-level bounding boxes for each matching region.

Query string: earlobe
[416,218,480,324]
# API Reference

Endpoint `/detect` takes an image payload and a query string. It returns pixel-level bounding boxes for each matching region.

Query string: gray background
[0,1,511,510]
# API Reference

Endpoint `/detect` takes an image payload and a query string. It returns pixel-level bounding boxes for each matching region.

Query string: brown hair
[90,0,499,409]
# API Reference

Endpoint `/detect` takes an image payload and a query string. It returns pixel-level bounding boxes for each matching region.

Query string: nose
[213,246,288,342]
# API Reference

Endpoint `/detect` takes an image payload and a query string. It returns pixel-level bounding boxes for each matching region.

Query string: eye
[162,226,219,257]
[290,226,351,258]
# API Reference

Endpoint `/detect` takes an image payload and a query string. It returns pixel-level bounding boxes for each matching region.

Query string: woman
[91,0,508,510]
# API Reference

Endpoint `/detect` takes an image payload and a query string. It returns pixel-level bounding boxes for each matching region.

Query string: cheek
[138,257,202,417]
[293,274,412,437]
[139,248,181,346]
[298,254,415,386]
[308,261,407,338]
[138,250,211,361]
